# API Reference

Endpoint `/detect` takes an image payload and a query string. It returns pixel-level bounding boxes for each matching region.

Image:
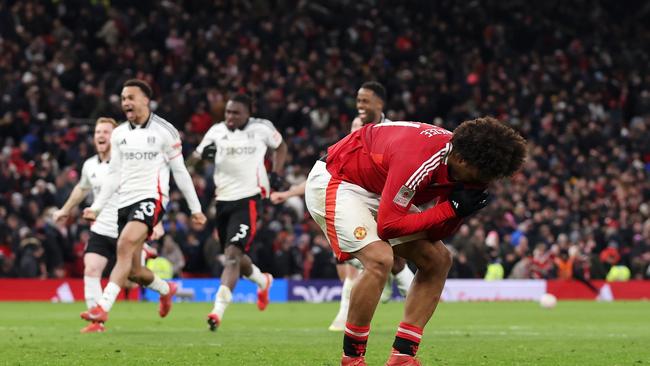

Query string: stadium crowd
[1,0,649,282]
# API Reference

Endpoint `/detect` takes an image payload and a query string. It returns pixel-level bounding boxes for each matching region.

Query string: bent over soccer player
[81,79,206,326]
[305,117,526,365]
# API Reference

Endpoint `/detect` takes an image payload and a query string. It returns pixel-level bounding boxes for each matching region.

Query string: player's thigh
[393,239,452,271]
[84,252,109,276]
[118,221,149,250]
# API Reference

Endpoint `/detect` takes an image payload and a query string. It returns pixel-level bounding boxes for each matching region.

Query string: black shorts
[85,232,117,259]
[86,232,117,276]
[216,195,262,252]
[118,198,165,235]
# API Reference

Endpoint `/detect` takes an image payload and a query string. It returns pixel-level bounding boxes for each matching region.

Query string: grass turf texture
[0,301,648,365]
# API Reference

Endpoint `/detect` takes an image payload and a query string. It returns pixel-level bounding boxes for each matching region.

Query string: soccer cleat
[257,273,273,311]
[385,352,422,366]
[80,321,105,333]
[80,305,108,323]
[328,314,346,332]
[159,281,178,318]
[207,313,221,332]
[341,355,367,366]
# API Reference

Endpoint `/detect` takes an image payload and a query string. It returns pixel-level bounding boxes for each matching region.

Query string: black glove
[201,143,217,160]
[449,186,490,217]
[269,172,286,191]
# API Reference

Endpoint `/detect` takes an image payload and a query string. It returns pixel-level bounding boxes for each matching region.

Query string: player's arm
[53,185,90,223]
[53,163,91,222]
[85,135,122,220]
[264,123,288,189]
[166,133,207,226]
[188,127,217,168]
[376,172,457,240]
[350,116,363,133]
[270,181,306,204]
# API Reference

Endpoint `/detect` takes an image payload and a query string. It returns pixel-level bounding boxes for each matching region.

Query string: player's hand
[269,172,286,191]
[191,212,207,227]
[270,191,290,204]
[201,143,217,161]
[150,222,165,240]
[449,186,490,217]
[82,207,98,221]
[52,208,69,224]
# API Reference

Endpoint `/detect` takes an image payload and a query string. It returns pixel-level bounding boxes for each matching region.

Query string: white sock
[335,277,354,319]
[211,285,233,319]
[97,282,121,311]
[84,276,102,310]
[245,264,267,288]
[394,266,415,296]
[146,274,170,295]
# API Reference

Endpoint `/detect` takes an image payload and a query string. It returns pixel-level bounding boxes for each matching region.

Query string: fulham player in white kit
[81,79,206,326]
[193,94,287,331]
[53,117,120,333]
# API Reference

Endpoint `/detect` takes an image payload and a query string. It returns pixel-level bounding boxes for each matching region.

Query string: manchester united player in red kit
[305,117,526,365]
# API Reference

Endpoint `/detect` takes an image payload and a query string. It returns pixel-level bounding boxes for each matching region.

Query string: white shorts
[305,161,426,262]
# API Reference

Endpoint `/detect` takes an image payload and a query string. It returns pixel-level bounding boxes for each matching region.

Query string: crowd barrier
[1,279,648,302]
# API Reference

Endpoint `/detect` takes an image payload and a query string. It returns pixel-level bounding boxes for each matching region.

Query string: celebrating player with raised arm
[305,117,526,365]
[80,79,206,326]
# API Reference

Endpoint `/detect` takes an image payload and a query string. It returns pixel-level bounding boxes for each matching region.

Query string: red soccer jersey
[325,121,460,240]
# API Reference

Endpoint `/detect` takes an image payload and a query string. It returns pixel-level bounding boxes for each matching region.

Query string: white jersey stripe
[405,147,447,188]
[405,142,451,190]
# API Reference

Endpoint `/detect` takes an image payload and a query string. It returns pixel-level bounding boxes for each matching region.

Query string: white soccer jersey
[195,117,283,201]
[91,113,202,214]
[78,155,119,238]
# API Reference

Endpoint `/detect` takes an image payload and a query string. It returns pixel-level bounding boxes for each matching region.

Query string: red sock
[343,323,370,357]
[392,322,423,356]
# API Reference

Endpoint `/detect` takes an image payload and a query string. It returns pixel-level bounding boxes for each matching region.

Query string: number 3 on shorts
[134,202,156,220]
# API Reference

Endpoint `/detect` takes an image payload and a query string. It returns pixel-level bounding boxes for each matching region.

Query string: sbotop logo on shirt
[121,151,159,160]
[218,146,257,156]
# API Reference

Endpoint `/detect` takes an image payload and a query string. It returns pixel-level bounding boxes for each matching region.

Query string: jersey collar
[128,112,154,130]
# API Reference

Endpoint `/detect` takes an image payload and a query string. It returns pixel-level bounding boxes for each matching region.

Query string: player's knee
[418,243,453,274]
[391,256,406,274]
[84,265,103,277]
[364,252,393,279]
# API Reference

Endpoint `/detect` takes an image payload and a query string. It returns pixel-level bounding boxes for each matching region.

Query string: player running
[80,79,206,326]
[192,93,288,332]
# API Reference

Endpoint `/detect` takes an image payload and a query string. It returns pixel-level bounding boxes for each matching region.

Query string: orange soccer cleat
[80,305,108,323]
[256,273,273,311]
[158,281,178,318]
[207,313,221,332]
[80,321,105,333]
[341,355,367,366]
[385,352,422,366]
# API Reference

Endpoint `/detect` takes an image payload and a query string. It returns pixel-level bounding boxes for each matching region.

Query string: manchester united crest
[353,226,367,240]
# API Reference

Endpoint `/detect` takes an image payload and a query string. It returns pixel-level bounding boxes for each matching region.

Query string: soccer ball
[539,293,557,309]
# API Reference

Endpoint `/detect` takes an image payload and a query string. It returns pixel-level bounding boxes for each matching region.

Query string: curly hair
[451,117,527,181]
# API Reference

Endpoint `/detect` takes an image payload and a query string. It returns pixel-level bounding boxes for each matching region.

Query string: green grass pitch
[0,301,648,365]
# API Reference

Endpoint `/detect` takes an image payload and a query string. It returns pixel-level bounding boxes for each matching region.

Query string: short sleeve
[78,160,92,189]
